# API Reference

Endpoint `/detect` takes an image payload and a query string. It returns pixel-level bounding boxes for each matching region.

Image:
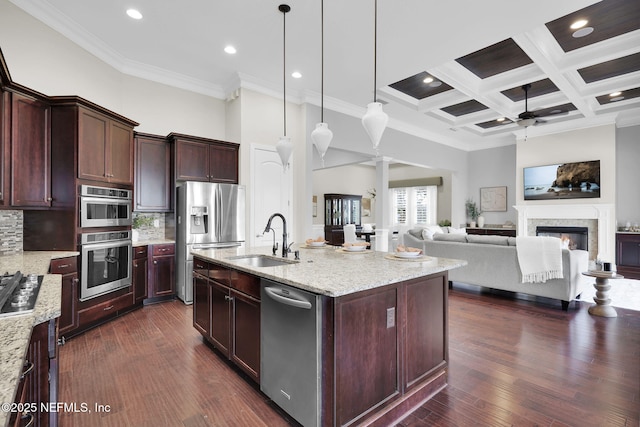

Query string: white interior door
[251,145,292,248]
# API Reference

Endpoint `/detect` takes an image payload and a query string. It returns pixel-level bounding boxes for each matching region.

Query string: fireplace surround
[515,204,615,262]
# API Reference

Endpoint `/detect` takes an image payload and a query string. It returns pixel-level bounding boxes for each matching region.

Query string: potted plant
[465,199,481,227]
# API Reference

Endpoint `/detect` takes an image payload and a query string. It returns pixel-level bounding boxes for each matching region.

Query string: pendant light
[361,0,388,154]
[310,0,333,167]
[276,4,293,171]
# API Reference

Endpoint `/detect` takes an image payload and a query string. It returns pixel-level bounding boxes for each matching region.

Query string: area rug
[580,277,640,311]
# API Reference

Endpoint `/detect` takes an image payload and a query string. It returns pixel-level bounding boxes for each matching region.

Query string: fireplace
[536,226,588,251]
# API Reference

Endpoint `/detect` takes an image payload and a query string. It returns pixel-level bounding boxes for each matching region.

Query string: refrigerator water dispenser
[190,206,208,234]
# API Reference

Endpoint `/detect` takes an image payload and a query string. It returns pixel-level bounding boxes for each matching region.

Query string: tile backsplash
[0,210,23,255]
[132,212,167,242]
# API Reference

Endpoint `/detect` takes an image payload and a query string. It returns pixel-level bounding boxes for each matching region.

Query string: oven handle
[81,239,133,250]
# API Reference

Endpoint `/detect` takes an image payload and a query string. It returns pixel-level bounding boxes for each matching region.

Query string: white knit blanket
[516,236,564,283]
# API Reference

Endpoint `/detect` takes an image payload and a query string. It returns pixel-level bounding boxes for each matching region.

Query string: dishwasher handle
[264,286,312,309]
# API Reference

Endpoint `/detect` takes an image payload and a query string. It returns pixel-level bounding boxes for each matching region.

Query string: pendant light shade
[311,0,333,167]
[277,4,292,172]
[276,136,293,170]
[362,0,387,153]
[362,102,388,151]
[311,122,333,164]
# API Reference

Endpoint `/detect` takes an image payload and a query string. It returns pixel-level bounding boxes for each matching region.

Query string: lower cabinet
[147,243,175,300]
[132,245,148,304]
[192,256,260,382]
[49,257,78,338]
[10,319,58,427]
[616,233,640,279]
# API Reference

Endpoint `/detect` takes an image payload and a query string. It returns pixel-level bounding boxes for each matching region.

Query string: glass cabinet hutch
[324,194,362,245]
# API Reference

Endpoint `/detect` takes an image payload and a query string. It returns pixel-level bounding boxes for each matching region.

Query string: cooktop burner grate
[0,272,43,318]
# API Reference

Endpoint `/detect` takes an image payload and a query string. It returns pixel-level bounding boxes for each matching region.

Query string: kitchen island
[191,245,466,427]
[0,251,78,427]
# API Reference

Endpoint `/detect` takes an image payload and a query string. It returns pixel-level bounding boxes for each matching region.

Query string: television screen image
[523,160,600,200]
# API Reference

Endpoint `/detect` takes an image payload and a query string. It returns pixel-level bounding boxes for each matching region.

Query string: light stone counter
[191,245,467,297]
[133,238,175,247]
[0,251,79,427]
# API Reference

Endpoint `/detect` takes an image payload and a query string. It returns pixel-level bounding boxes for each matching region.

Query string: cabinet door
[58,273,78,336]
[0,90,9,207]
[175,139,209,181]
[11,92,51,207]
[108,121,134,185]
[210,280,231,356]
[193,275,211,336]
[78,108,108,182]
[135,135,171,211]
[133,257,148,304]
[231,289,260,381]
[209,143,238,183]
[152,254,174,297]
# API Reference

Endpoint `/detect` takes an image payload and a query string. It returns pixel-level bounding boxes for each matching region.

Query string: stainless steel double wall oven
[79,185,133,301]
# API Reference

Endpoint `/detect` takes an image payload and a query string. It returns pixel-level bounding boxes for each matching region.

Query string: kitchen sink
[228,255,299,267]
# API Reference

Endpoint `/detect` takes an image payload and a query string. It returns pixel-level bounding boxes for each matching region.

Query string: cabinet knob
[133,261,138,267]
[73,278,79,284]
[154,260,157,264]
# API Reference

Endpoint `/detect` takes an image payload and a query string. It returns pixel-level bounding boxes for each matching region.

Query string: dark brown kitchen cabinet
[192,257,260,382]
[10,319,59,427]
[171,133,239,183]
[0,89,10,207]
[147,243,175,300]
[10,92,51,207]
[616,233,640,279]
[134,133,172,212]
[78,106,134,185]
[133,245,148,304]
[49,256,79,338]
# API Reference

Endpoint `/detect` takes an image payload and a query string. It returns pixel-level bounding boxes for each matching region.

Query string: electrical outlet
[153,219,160,228]
[386,307,395,328]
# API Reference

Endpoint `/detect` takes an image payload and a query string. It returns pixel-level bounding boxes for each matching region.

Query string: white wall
[616,125,640,228]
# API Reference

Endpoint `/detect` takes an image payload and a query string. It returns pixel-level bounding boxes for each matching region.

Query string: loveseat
[403,227,591,310]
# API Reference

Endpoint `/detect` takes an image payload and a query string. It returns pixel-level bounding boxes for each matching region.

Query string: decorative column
[374,157,391,251]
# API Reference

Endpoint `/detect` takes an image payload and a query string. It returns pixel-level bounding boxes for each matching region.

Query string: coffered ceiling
[6,0,640,151]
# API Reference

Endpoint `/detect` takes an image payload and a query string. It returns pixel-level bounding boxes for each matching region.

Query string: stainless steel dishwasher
[261,279,322,427]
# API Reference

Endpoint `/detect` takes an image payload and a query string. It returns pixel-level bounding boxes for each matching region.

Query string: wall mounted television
[523,160,600,200]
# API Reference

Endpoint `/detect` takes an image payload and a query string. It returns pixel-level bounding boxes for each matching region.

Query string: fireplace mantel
[514,204,615,262]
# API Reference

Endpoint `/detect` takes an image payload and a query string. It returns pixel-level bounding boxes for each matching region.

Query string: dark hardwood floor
[59,288,640,427]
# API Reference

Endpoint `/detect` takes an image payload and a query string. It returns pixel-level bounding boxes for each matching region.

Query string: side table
[582,271,624,318]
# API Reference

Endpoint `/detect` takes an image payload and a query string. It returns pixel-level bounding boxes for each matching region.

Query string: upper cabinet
[134,133,172,212]
[77,106,134,185]
[10,92,51,207]
[171,133,239,183]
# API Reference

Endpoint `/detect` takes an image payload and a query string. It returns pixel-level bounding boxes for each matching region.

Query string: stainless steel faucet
[263,213,291,257]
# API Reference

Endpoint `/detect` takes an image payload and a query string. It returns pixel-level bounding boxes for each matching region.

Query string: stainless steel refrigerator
[176,181,245,304]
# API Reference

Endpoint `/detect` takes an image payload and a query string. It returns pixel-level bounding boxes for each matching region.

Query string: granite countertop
[0,251,78,427]
[191,245,467,297]
[133,238,175,247]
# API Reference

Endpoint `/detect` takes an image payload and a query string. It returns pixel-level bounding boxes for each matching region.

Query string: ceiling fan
[516,83,569,127]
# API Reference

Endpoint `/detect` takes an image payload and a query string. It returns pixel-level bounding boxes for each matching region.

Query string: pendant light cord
[320,0,325,122]
[282,6,287,136]
[373,0,378,103]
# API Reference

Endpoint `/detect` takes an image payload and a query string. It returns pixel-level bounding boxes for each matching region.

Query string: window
[391,186,437,226]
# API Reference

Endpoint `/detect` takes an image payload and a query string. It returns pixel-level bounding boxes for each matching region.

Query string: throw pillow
[466,235,510,246]
[447,226,467,235]
[408,228,425,240]
[421,225,444,240]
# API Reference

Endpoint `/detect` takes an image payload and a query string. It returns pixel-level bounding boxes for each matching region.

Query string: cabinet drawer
[133,245,148,260]
[49,256,77,275]
[231,270,261,299]
[193,257,210,278]
[152,244,175,256]
[77,292,132,325]
[208,263,231,286]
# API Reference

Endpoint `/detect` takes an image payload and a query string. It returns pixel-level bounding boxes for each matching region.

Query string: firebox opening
[536,226,588,251]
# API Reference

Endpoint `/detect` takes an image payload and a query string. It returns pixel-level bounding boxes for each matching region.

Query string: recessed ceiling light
[570,19,588,30]
[291,71,302,79]
[572,27,594,38]
[224,45,237,54]
[126,9,143,20]
[609,91,622,97]
[610,96,625,102]
[496,117,505,122]
[423,76,434,84]
[429,81,442,88]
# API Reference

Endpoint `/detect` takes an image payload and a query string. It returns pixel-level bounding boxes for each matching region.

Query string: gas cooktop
[0,272,43,318]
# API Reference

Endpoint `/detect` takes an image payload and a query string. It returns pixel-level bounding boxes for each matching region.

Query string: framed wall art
[480,186,507,212]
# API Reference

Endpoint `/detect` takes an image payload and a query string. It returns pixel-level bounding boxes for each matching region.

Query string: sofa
[403,227,591,310]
